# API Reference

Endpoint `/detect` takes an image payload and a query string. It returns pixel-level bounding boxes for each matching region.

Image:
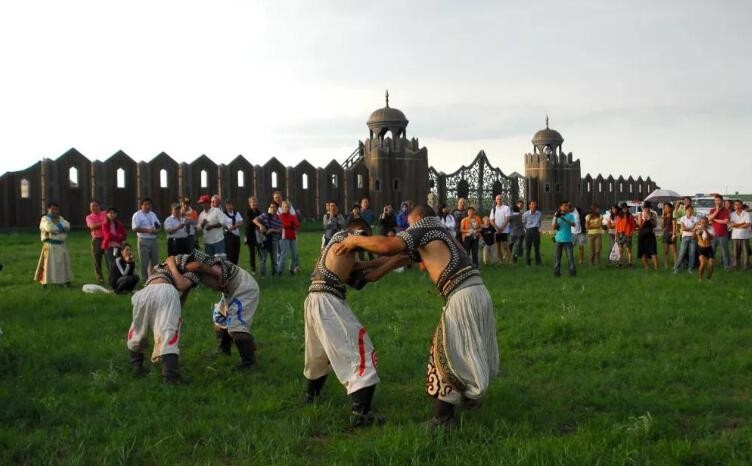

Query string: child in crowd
[695,216,715,281]
[480,216,497,266]
[109,243,139,293]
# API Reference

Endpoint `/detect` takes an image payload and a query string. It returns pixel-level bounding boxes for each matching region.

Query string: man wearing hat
[198,194,227,258]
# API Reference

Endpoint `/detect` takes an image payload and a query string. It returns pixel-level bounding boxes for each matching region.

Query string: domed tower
[524,116,581,212]
[359,91,428,212]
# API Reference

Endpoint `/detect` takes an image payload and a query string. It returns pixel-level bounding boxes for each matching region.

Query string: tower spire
[545,114,549,129]
[385,89,390,108]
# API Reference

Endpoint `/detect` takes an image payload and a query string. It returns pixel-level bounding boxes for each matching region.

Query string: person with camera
[551,201,576,277]
[131,197,161,280]
[378,204,398,236]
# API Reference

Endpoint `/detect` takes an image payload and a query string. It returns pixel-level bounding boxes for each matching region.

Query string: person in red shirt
[707,194,731,270]
[101,207,128,276]
[615,202,637,267]
[278,200,301,275]
[86,200,108,282]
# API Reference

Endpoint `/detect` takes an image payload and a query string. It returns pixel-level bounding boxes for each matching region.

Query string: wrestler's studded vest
[397,216,480,299]
[308,231,348,300]
[146,252,201,287]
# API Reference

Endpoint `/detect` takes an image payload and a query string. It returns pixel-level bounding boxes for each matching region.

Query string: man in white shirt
[568,204,586,265]
[222,199,244,265]
[673,205,699,273]
[164,203,190,256]
[132,197,161,280]
[198,194,227,258]
[489,195,511,263]
[729,200,751,270]
[273,191,296,216]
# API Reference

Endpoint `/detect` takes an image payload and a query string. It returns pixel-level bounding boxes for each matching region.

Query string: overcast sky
[1,1,750,194]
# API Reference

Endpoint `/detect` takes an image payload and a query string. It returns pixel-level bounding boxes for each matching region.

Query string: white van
[692,196,715,217]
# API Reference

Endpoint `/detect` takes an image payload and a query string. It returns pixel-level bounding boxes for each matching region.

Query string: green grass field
[1,228,751,465]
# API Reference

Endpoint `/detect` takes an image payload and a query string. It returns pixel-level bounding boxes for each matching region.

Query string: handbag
[609,242,621,263]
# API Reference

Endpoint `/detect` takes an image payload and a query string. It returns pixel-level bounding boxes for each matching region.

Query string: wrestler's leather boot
[425,399,456,429]
[215,328,232,356]
[160,354,187,385]
[303,375,328,403]
[350,385,384,428]
[129,351,146,377]
[231,332,256,370]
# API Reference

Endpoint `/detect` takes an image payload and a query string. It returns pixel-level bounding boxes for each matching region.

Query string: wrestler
[184,250,261,370]
[126,254,217,384]
[303,218,405,428]
[334,205,500,427]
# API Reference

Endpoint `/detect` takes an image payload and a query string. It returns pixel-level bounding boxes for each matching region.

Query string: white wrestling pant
[212,270,260,334]
[127,284,182,363]
[304,292,379,394]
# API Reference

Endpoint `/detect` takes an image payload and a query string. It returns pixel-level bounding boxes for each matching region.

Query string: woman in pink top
[85,200,108,282]
[101,207,127,276]
[277,201,301,275]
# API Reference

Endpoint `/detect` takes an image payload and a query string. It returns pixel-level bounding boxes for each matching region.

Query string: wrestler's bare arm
[333,235,406,256]
[351,256,392,271]
[165,256,193,292]
[364,254,412,283]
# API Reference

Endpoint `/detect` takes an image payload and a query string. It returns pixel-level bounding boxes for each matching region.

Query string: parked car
[692,195,716,217]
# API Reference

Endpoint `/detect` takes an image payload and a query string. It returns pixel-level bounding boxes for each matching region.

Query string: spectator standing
[552,201,576,277]
[222,199,244,265]
[460,206,481,268]
[109,243,139,293]
[197,194,227,258]
[522,200,543,265]
[509,205,525,263]
[489,195,511,263]
[346,204,362,224]
[661,203,677,269]
[272,191,296,215]
[480,216,497,266]
[615,202,636,267]
[673,197,692,270]
[438,203,456,232]
[323,202,346,246]
[378,204,398,236]
[86,200,108,283]
[584,204,603,265]
[245,196,263,273]
[101,207,127,273]
[360,198,375,228]
[35,202,73,287]
[396,202,410,231]
[164,203,190,256]
[451,198,468,242]
[254,202,283,276]
[131,197,161,280]
[673,205,699,273]
[637,201,659,271]
[278,200,301,275]
[707,194,731,271]
[695,217,715,281]
[180,197,198,251]
[569,204,586,265]
[604,204,619,251]
[729,200,751,270]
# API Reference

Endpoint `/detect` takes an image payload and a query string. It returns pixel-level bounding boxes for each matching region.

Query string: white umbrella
[644,189,681,203]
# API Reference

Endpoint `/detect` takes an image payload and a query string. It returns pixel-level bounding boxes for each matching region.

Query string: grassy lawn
[0,227,751,465]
